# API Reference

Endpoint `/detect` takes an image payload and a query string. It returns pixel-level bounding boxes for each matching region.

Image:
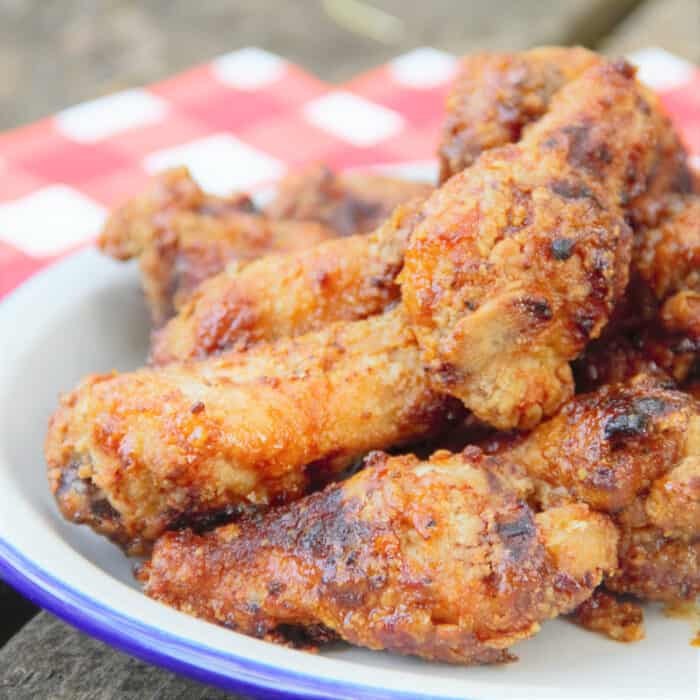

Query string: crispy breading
[438,47,600,181]
[154,54,683,368]
[574,194,700,390]
[150,199,423,363]
[400,60,659,429]
[141,449,616,663]
[606,526,700,603]
[46,308,462,553]
[266,163,433,236]
[439,47,691,230]
[475,374,700,604]
[99,167,334,325]
[571,589,645,642]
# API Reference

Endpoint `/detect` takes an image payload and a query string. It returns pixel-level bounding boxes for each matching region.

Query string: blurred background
[1,0,698,130]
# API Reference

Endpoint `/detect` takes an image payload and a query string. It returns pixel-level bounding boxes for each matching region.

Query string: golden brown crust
[509,374,698,513]
[606,526,700,602]
[46,309,462,553]
[266,163,433,236]
[574,193,700,391]
[438,47,600,182]
[572,588,645,642]
[401,61,659,429]
[150,200,424,363]
[439,48,691,230]
[141,449,616,663]
[99,167,334,325]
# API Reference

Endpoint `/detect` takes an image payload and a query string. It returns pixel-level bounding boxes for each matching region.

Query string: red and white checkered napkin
[0,46,698,299]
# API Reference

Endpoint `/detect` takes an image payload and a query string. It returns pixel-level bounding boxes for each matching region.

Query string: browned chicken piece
[400,60,660,430]
[98,167,334,325]
[606,526,700,603]
[439,47,691,230]
[571,589,645,642]
[265,163,433,236]
[574,193,700,390]
[46,60,664,553]
[438,47,599,181]
[150,199,422,363]
[99,166,255,260]
[492,373,700,602]
[141,449,617,664]
[46,308,463,554]
[154,51,683,368]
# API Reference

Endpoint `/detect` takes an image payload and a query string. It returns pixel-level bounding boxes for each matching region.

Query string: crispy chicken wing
[154,53,680,368]
[141,449,617,663]
[46,308,462,553]
[574,193,700,390]
[150,199,423,363]
[400,60,658,429]
[47,60,665,552]
[99,167,334,325]
[265,163,433,236]
[492,374,700,602]
[439,47,691,230]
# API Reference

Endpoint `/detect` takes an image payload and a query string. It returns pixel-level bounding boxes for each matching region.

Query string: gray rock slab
[0,612,242,700]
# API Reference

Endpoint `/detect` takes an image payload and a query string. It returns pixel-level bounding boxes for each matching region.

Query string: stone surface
[0,612,237,700]
[600,0,700,63]
[0,582,36,646]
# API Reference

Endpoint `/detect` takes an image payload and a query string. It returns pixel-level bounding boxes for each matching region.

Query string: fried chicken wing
[99,167,334,325]
[46,308,462,553]
[47,60,665,553]
[438,47,599,181]
[439,48,691,230]
[141,449,617,664]
[571,588,645,642]
[154,53,680,368]
[265,163,433,236]
[150,199,423,363]
[400,60,659,429]
[491,374,700,602]
[574,193,700,390]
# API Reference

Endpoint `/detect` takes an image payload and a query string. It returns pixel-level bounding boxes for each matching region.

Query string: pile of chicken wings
[46,48,700,664]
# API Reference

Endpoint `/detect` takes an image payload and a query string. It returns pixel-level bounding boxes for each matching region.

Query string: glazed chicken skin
[46,308,462,553]
[489,374,700,602]
[265,163,433,237]
[400,59,662,429]
[99,167,334,325]
[150,199,423,363]
[141,449,617,664]
[574,193,700,390]
[438,47,691,230]
[47,60,664,552]
[153,51,684,368]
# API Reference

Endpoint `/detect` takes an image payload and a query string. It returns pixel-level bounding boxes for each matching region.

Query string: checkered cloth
[0,46,698,300]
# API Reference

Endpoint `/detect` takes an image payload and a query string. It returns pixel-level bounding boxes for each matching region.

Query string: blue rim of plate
[0,535,476,700]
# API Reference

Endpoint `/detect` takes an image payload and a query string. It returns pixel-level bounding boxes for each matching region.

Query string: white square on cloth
[143,133,285,195]
[303,91,404,147]
[389,47,458,88]
[55,89,168,143]
[212,48,286,89]
[0,185,106,256]
[628,48,697,91]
